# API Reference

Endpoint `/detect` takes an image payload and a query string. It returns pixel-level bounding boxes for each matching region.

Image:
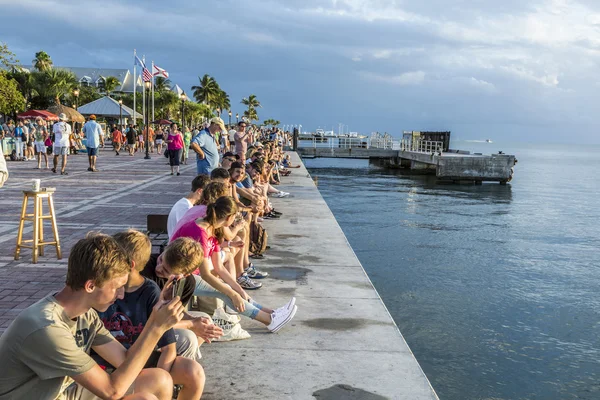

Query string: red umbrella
[17,110,60,121]
[152,119,173,125]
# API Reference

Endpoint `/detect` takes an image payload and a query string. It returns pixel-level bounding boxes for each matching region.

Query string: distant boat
[486,139,493,143]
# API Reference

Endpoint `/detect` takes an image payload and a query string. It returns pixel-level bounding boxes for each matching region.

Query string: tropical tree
[184,101,212,127]
[0,42,19,68]
[241,94,261,110]
[155,90,179,120]
[192,74,219,106]
[154,76,172,94]
[33,51,53,71]
[103,76,121,96]
[45,69,78,105]
[214,89,230,112]
[243,108,258,122]
[0,72,26,116]
[7,69,38,104]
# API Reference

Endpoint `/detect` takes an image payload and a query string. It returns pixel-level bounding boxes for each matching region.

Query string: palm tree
[45,69,78,105]
[243,108,258,122]
[241,94,261,110]
[272,120,280,126]
[33,51,52,72]
[154,76,172,94]
[215,89,230,111]
[191,74,219,106]
[103,76,121,96]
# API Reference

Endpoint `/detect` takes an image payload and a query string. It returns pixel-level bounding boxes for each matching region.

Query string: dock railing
[400,139,444,154]
[300,136,369,149]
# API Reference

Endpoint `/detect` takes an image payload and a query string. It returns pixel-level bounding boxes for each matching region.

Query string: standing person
[182,126,192,165]
[126,124,137,156]
[190,117,225,176]
[166,123,183,176]
[234,121,252,164]
[219,127,229,154]
[52,113,72,175]
[33,117,49,169]
[25,119,36,160]
[82,115,104,172]
[112,125,123,155]
[13,120,26,161]
[0,233,185,400]
[155,127,165,154]
[137,125,144,153]
[143,124,154,154]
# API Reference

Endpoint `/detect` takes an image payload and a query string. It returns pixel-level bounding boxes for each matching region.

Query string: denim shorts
[87,147,98,156]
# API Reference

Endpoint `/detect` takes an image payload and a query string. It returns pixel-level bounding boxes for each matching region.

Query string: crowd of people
[0,118,298,399]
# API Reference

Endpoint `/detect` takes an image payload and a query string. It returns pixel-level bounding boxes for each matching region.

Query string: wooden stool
[14,189,62,264]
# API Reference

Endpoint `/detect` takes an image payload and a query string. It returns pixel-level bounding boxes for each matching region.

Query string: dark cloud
[1,0,599,143]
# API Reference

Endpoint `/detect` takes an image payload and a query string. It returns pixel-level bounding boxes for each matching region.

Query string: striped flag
[152,64,169,78]
[142,67,152,82]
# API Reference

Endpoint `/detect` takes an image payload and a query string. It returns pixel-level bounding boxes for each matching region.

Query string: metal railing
[298,136,369,149]
[400,139,444,154]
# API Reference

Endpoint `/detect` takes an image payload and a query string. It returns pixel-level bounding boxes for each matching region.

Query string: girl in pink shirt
[166,123,184,176]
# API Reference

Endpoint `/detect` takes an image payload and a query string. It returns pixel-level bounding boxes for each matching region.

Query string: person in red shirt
[112,125,123,155]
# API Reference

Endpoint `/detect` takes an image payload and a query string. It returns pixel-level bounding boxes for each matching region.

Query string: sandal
[61,171,68,175]
[249,254,265,259]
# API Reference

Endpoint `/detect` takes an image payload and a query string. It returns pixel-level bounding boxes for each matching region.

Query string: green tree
[103,76,121,96]
[243,108,258,122]
[191,74,219,106]
[214,89,230,111]
[33,51,53,72]
[0,72,26,115]
[7,69,38,104]
[184,101,213,127]
[0,42,19,69]
[154,77,172,94]
[241,94,261,110]
[45,69,78,105]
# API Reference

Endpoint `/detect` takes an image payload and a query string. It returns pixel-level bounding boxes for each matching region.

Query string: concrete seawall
[202,152,439,399]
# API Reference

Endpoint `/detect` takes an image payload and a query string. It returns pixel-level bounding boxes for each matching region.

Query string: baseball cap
[209,117,227,133]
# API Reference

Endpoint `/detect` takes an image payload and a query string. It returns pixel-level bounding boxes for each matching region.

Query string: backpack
[249,221,268,256]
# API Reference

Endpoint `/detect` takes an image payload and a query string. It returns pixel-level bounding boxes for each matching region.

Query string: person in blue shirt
[82,115,104,172]
[13,121,26,161]
[190,117,226,175]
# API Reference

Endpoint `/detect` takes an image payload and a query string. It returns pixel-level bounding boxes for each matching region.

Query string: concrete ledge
[200,152,439,399]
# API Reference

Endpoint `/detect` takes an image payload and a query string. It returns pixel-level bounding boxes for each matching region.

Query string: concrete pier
[0,151,438,399]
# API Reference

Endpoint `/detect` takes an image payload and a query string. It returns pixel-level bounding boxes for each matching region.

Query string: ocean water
[304,142,600,400]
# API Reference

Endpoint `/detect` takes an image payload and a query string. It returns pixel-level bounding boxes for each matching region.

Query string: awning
[17,110,60,121]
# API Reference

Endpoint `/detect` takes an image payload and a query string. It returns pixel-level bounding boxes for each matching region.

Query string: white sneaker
[267,305,297,333]
[275,297,296,313]
[273,191,289,198]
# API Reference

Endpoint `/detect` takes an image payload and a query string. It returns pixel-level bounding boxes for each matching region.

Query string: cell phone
[172,277,185,299]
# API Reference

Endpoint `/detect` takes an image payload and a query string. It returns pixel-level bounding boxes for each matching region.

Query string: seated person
[100,230,206,400]
[170,199,297,333]
[0,233,184,400]
[167,174,211,238]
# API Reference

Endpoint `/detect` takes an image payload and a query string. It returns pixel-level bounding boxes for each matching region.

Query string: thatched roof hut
[46,104,85,123]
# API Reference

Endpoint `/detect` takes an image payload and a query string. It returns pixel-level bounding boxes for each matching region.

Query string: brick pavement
[0,148,195,332]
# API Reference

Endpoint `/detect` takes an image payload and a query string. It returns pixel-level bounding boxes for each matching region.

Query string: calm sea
[304,141,600,400]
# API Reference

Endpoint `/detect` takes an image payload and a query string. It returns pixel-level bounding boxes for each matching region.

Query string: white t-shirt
[52,122,72,147]
[167,197,193,238]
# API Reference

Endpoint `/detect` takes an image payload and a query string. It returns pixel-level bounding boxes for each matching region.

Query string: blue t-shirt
[83,120,103,148]
[97,278,175,353]
[192,128,219,175]
[240,175,253,189]
[14,127,23,138]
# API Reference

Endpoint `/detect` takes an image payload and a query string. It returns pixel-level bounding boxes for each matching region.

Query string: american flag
[142,67,152,82]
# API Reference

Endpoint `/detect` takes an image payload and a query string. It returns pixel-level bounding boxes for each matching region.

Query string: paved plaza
[0,148,197,332]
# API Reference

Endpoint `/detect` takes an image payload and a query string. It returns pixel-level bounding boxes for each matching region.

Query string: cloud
[363,71,426,86]
[2,0,600,142]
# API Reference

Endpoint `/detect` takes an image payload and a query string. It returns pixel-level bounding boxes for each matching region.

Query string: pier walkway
[0,150,438,399]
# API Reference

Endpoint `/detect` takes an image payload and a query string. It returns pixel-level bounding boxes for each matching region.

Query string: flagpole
[142,55,146,128]
[152,61,155,123]
[133,49,136,123]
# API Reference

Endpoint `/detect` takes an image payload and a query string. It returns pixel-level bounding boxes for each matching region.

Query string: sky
[1,0,600,143]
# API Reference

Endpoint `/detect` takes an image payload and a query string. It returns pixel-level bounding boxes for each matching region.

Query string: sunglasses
[225,157,235,162]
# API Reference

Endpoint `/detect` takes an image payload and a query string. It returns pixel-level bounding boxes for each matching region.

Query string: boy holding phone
[98,230,205,399]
